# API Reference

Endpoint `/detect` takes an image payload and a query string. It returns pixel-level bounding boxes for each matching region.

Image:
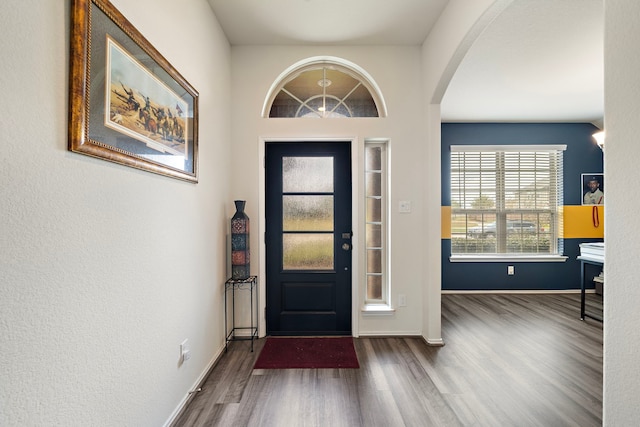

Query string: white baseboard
[425,337,445,346]
[355,333,445,347]
[358,331,422,337]
[163,344,225,427]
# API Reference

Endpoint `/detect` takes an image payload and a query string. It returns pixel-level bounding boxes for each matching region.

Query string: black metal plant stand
[224,276,258,351]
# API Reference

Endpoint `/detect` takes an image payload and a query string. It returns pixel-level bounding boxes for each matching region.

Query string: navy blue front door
[265,142,352,335]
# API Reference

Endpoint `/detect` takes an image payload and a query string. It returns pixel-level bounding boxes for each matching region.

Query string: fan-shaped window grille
[264,58,386,118]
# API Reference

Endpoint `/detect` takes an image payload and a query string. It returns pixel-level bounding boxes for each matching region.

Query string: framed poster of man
[582,173,604,205]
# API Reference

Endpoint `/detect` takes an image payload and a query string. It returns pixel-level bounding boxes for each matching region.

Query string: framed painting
[69,0,199,182]
[581,173,604,205]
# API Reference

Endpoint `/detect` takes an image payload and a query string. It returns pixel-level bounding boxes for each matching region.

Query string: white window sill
[361,305,396,316]
[450,255,568,263]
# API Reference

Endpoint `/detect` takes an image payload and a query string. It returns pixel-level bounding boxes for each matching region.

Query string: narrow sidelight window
[365,142,388,303]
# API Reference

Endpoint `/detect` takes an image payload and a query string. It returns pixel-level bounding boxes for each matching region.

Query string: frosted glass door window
[283,234,333,270]
[283,196,333,231]
[283,157,333,192]
[282,157,334,270]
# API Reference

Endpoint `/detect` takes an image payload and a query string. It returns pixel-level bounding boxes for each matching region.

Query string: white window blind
[450,145,565,256]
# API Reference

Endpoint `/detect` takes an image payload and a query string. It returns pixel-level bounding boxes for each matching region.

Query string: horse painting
[139,109,157,135]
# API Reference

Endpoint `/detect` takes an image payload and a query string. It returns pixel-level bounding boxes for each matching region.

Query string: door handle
[342,243,352,251]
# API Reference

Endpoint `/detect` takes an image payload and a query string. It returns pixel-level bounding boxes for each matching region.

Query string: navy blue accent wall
[442,123,603,291]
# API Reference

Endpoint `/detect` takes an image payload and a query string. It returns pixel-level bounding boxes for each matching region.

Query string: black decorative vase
[231,200,250,280]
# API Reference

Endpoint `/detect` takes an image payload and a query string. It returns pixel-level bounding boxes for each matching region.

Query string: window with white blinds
[450,145,566,256]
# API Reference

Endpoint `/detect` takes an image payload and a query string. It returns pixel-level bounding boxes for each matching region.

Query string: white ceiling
[207,0,449,46]
[207,0,604,125]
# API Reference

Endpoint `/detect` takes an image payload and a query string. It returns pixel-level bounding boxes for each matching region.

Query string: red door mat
[253,337,360,369]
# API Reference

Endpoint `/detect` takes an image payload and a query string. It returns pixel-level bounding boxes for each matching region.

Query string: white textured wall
[228,3,507,340]
[230,46,425,335]
[420,0,512,344]
[603,0,640,424]
[0,1,231,425]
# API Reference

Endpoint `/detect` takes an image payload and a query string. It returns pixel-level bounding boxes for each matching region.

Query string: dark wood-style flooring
[172,293,603,426]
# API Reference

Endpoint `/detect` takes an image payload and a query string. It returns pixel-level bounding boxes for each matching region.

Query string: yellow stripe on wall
[441,206,451,239]
[563,205,604,238]
[440,205,604,239]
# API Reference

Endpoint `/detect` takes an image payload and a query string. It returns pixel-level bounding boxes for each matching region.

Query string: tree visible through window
[450,145,566,256]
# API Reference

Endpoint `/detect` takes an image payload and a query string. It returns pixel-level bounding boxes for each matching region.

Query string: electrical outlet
[398,294,407,307]
[180,339,191,364]
[508,265,515,275]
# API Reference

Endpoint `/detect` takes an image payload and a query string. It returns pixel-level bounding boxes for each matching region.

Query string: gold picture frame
[69,0,199,182]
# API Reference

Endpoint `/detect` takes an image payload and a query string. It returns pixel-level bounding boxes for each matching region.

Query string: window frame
[363,141,391,308]
[449,144,567,262]
[262,56,388,118]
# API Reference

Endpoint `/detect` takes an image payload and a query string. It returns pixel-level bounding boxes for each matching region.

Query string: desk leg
[580,260,586,321]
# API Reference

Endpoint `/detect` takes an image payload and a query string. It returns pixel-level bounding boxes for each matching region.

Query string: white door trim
[258,136,360,337]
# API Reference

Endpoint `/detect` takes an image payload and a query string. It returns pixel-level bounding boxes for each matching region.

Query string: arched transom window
[264,57,387,118]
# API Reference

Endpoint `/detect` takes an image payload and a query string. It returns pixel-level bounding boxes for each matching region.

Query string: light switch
[399,200,411,213]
